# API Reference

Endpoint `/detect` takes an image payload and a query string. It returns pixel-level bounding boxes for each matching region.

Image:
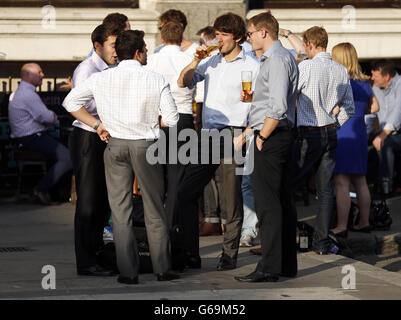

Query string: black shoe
[77,265,114,277]
[117,275,138,285]
[235,270,279,282]
[280,272,297,278]
[217,253,236,271]
[329,229,348,238]
[33,189,52,205]
[186,255,201,269]
[157,271,180,281]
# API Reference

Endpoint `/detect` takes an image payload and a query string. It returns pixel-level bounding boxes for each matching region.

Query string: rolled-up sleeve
[188,60,207,90]
[265,56,290,120]
[159,79,179,127]
[337,79,355,127]
[62,74,96,113]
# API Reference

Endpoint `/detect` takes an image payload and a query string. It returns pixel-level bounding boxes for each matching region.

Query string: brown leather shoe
[199,222,221,236]
[250,247,262,255]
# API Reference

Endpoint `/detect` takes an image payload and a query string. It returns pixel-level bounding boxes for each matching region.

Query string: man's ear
[94,41,102,51]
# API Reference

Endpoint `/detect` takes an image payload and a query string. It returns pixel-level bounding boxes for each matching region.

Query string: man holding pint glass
[234,11,299,282]
[177,13,259,271]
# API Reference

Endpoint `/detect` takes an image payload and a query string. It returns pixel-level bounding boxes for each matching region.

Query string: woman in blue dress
[330,42,380,236]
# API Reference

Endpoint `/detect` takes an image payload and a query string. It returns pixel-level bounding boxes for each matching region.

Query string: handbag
[369,200,392,230]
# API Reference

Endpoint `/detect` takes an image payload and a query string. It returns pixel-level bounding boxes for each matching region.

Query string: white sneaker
[239,234,253,247]
[103,226,113,241]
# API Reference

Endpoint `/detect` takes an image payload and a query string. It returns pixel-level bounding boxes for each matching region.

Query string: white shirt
[71,51,109,132]
[190,48,260,129]
[147,45,195,114]
[63,59,179,140]
[297,52,354,127]
[154,42,199,58]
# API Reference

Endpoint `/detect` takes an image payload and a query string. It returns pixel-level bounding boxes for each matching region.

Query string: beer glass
[197,39,219,59]
[241,71,253,102]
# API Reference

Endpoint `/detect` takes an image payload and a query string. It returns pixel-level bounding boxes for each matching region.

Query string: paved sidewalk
[0,199,401,300]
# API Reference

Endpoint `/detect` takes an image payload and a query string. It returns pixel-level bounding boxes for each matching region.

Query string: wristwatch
[258,132,268,141]
[93,120,101,130]
[284,30,292,38]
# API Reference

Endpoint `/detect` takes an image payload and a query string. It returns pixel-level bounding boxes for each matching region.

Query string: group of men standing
[61,8,357,285]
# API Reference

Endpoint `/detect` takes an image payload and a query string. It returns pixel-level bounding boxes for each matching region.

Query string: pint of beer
[197,39,219,59]
[241,71,253,102]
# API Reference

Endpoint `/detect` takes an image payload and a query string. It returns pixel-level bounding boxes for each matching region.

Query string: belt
[298,123,336,132]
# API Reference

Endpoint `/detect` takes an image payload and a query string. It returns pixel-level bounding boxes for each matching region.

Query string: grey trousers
[104,138,170,277]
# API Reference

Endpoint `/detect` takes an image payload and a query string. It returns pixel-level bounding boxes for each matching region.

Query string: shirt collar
[19,80,36,91]
[260,40,283,62]
[159,45,182,54]
[313,51,331,60]
[217,47,246,63]
[387,73,400,91]
[90,50,109,71]
[117,59,143,68]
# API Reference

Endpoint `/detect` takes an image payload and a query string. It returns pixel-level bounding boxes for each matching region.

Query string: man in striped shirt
[282,26,354,255]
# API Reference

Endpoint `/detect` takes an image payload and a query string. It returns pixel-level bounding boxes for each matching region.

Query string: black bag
[369,200,392,230]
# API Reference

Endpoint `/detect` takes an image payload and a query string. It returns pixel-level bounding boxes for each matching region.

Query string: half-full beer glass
[197,39,219,59]
[241,71,253,102]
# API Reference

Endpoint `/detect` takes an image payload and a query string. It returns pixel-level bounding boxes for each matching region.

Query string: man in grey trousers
[63,30,180,284]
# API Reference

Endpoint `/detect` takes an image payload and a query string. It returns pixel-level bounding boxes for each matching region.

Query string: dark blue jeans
[377,132,401,186]
[282,127,337,250]
[16,131,72,192]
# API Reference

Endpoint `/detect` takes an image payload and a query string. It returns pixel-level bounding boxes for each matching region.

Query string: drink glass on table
[241,71,253,102]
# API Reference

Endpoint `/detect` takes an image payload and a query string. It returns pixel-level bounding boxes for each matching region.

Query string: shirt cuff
[383,123,395,132]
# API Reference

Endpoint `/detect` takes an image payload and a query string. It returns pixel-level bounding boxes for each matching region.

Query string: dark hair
[161,21,183,45]
[302,26,328,49]
[91,24,121,46]
[103,13,128,32]
[159,9,187,30]
[213,13,246,44]
[116,30,145,61]
[196,26,215,41]
[248,11,279,40]
[371,59,396,78]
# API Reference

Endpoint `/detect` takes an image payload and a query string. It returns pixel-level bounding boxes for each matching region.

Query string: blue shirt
[373,73,401,132]
[249,41,299,130]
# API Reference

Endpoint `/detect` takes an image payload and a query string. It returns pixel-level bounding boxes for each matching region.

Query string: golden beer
[242,81,253,102]
[197,45,219,59]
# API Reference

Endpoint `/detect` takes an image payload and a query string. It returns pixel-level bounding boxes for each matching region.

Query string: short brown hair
[116,30,145,61]
[371,59,396,78]
[302,26,328,49]
[159,9,187,30]
[213,13,246,44]
[161,21,183,45]
[247,11,279,41]
[91,24,120,47]
[103,12,128,33]
[196,26,215,41]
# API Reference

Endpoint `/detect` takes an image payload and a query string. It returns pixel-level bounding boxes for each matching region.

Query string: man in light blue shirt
[177,13,259,271]
[371,60,401,195]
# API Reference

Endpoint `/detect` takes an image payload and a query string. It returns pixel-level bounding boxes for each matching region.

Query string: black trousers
[69,127,110,269]
[163,113,194,229]
[251,127,296,275]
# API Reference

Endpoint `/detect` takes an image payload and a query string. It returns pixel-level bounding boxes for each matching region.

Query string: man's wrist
[258,132,268,141]
[93,120,101,130]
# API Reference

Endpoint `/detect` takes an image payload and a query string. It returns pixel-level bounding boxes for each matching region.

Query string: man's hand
[256,135,264,151]
[233,134,245,151]
[332,105,340,117]
[96,122,110,143]
[373,131,388,151]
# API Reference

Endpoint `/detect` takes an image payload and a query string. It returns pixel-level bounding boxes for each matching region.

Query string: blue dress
[334,79,372,175]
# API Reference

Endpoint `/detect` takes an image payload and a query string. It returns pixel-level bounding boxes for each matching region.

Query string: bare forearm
[70,107,99,129]
[259,118,280,139]
[178,59,200,88]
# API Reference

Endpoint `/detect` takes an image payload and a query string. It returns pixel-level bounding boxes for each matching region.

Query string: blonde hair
[331,42,369,81]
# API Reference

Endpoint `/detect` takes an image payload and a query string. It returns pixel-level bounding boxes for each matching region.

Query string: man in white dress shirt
[63,30,180,285]
[177,13,260,271]
[68,24,120,278]
[146,22,196,242]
